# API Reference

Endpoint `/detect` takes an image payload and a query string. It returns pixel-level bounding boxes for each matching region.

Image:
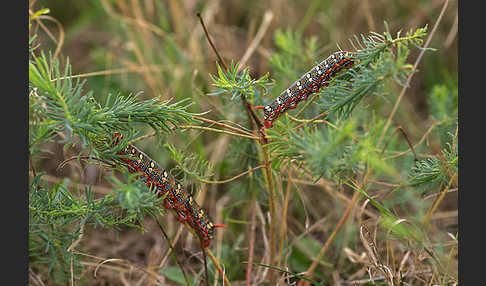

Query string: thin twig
[197,12,227,70]
[30,13,65,59]
[396,126,418,161]
[29,268,46,286]
[423,188,457,200]
[193,116,256,137]
[51,65,167,81]
[366,179,400,187]
[57,155,115,172]
[197,165,266,184]
[380,126,418,161]
[197,11,265,136]
[262,146,277,281]
[291,111,330,130]
[342,269,432,285]
[154,217,191,286]
[383,120,439,160]
[201,244,210,286]
[277,165,292,268]
[178,125,259,140]
[206,248,232,286]
[290,111,360,143]
[158,225,184,269]
[424,172,457,225]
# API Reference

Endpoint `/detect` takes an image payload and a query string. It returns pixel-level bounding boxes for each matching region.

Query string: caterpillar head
[197,215,228,248]
[263,119,274,128]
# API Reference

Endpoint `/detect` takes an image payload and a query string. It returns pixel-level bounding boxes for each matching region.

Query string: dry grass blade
[359,225,395,285]
[94,259,127,277]
[237,10,274,72]
[378,0,450,147]
[31,13,65,59]
[29,268,46,286]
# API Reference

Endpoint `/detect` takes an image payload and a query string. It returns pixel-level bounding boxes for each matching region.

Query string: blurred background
[29,0,457,285]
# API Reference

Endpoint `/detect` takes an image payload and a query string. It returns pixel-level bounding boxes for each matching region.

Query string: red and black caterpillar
[258,51,355,128]
[113,132,226,248]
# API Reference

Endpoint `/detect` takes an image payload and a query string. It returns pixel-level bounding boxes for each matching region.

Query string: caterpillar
[255,51,355,128]
[112,132,226,248]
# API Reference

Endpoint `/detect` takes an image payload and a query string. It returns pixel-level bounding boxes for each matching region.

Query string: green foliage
[29,171,160,282]
[318,24,429,118]
[29,3,457,284]
[107,173,165,222]
[426,83,458,148]
[29,31,200,282]
[269,29,319,81]
[165,142,214,182]
[267,120,358,179]
[409,133,457,191]
[209,61,272,101]
[427,84,458,122]
[29,51,199,165]
[160,266,196,285]
[266,116,399,181]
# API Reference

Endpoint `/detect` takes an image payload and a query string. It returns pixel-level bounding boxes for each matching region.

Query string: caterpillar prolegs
[113,133,226,248]
[255,51,355,128]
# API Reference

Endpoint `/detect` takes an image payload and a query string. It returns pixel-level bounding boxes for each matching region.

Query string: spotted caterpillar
[256,51,355,128]
[113,133,226,248]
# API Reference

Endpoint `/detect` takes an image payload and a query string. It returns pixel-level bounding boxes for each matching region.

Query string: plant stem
[178,125,259,140]
[193,116,255,137]
[155,218,190,286]
[277,165,292,269]
[424,172,457,225]
[207,248,232,286]
[197,165,266,184]
[261,144,277,281]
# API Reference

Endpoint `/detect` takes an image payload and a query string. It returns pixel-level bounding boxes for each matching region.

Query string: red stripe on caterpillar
[255,51,355,128]
[112,132,226,248]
